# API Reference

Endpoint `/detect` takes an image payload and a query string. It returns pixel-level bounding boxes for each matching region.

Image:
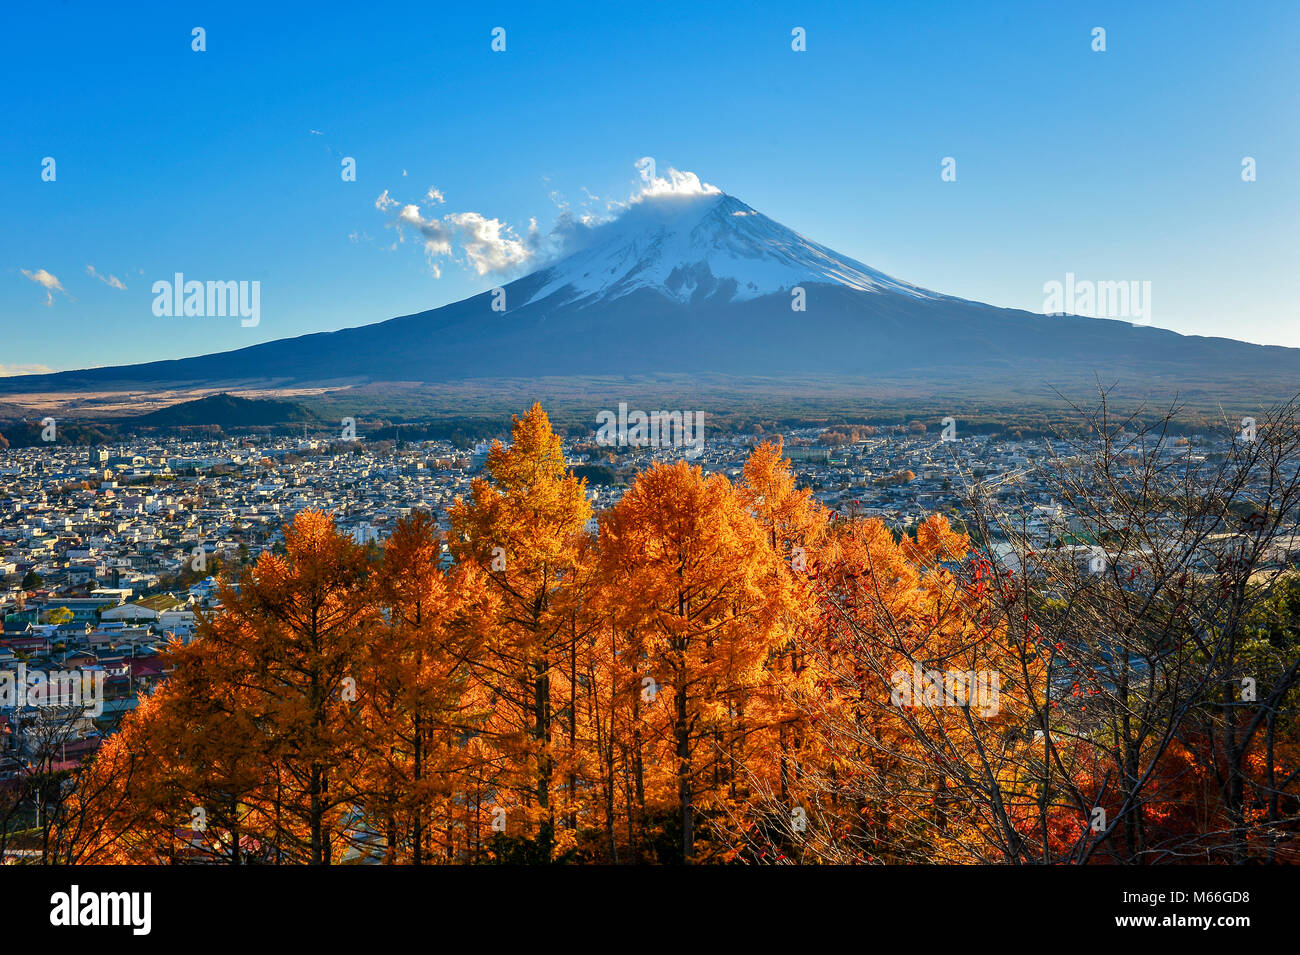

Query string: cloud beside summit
[373,159,718,281]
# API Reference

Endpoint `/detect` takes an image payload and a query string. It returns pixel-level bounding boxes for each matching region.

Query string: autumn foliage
[67,404,1300,864]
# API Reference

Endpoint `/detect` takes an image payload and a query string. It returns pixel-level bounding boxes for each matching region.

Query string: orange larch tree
[360,511,497,863]
[448,403,592,852]
[596,459,793,863]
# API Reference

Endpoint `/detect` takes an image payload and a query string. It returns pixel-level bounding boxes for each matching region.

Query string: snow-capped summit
[527,191,941,308]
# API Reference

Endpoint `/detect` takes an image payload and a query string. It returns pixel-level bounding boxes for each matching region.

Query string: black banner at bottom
[2,863,1287,944]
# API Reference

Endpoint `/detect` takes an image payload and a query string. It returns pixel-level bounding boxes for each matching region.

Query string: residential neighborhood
[2,421,1295,794]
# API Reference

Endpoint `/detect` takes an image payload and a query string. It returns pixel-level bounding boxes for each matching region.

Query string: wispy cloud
[20,268,65,306]
[0,362,54,377]
[86,264,127,290]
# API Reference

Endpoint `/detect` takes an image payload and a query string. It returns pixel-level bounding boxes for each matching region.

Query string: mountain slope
[128,393,319,427]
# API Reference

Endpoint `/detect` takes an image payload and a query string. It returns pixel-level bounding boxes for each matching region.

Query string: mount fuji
[5,189,1300,401]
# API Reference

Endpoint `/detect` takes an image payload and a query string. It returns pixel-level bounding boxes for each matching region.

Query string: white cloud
[21,268,62,290]
[397,203,454,258]
[632,157,720,201]
[86,264,127,289]
[20,268,64,306]
[376,190,541,278]
[446,212,540,276]
[0,362,54,377]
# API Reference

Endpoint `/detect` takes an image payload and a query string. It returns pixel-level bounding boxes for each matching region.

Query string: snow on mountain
[526,191,942,308]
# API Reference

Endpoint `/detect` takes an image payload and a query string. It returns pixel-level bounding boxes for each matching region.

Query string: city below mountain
[5,190,1298,405]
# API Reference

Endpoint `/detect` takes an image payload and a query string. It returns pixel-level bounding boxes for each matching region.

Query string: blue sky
[3,0,1297,372]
